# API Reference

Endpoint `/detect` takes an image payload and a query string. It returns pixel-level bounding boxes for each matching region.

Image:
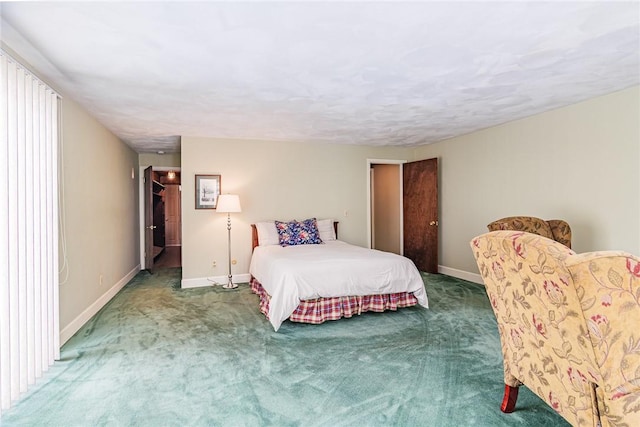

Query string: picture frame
[195,174,221,209]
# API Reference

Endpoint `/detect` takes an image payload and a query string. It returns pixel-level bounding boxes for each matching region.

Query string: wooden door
[164,185,181,246]
[144,166,154,273]
[403,158,438,273]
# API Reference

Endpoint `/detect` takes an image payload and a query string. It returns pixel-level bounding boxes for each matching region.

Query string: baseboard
[438,265,484,285]
[60,264,141,345]
[181,273,252,289]
[183,269,481,288]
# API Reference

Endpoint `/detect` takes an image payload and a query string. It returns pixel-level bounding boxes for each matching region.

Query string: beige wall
[180,137,410,282]
[59,97,140,341]
[139,152,181,167]
[181,87,639,284]
[411,86,640,278]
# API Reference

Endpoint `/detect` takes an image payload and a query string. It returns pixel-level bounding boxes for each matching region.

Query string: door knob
[147,225,157,230]
[429,221,438,226]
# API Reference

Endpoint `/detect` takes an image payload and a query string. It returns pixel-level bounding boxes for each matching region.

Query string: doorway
[140,167,182,271]
[367,158,439,273]
[370,163,403,254]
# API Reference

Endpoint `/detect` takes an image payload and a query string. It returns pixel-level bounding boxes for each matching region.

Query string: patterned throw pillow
[275,218,323,246]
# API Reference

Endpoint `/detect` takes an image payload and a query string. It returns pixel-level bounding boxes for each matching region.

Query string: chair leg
[501,384,519,413]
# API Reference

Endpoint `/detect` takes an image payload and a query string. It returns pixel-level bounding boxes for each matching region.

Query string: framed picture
[195,174,221,209]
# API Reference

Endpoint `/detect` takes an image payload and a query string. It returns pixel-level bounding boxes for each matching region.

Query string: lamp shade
[216,194,241,213]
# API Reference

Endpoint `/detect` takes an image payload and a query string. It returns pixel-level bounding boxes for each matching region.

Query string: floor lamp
[216,194,242,289]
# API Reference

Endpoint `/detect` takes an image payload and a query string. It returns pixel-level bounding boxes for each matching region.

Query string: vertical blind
[0,49,60,414]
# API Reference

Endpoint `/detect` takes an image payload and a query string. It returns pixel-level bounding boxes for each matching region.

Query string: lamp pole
[223,211,237,289]
[216,194,241,289]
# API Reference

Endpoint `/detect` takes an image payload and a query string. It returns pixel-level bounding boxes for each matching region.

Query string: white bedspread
[249,240,429,331]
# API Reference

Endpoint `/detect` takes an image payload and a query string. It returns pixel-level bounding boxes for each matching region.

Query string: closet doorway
[370,163,403,254]
[367,158,439,273]
[142,167,182,272]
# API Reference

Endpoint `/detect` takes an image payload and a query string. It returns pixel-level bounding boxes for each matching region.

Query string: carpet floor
[1,268,569,426]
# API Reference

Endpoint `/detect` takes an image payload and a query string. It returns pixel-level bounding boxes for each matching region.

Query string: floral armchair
[470,231,640,427]
[487,216,572,248]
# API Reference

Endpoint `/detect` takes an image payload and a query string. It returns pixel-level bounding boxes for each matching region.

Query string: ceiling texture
[1,1,639,153]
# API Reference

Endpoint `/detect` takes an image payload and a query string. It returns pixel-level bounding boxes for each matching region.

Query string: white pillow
[316,219,336,241]
[255,221,280,246]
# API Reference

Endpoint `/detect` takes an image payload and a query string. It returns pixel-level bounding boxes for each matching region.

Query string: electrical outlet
[212,260,217,268]
[344,209,349,217]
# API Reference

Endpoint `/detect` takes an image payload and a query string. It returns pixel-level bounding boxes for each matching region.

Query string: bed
[249,218,429,331]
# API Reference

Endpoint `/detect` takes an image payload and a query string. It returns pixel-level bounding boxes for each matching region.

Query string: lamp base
[222,282,238,289]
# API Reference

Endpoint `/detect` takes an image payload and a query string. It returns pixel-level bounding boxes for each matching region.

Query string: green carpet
[1,268,569,426]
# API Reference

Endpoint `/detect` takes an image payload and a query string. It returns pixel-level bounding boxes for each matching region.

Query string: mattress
[249,240,428,331]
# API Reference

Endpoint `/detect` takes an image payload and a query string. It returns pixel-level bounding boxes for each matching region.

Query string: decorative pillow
[255,221,280,246]
[316,219,336,241]
[275,218,323,246]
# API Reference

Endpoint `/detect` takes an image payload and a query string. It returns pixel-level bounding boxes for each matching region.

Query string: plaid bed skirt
[250,277,419,325]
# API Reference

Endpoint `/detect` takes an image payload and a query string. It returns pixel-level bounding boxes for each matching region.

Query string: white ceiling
[1,1,639,153]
